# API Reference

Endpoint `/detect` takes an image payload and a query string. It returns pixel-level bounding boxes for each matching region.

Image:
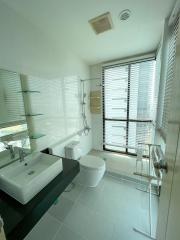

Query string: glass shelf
[21,114,44,117]
[30,133,46,140]
[18,90,40,93]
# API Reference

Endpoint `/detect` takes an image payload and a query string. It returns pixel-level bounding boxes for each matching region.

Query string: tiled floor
[24,174,159,240]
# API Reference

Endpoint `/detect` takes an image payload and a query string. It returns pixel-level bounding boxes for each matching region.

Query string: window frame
[102,57,155,156]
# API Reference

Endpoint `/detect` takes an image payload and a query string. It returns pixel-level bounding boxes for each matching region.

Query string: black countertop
[0,156,80,240]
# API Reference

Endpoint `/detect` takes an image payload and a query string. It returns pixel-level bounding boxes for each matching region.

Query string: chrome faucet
[18,148,26,162]
[5,144,15,159]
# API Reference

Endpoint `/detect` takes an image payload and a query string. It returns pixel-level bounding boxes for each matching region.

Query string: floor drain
[28,170,35,175]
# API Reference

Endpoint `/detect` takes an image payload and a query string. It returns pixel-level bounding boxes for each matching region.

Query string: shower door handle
[154,159,168,174]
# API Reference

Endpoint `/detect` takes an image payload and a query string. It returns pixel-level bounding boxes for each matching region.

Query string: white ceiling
[3,0,176,65]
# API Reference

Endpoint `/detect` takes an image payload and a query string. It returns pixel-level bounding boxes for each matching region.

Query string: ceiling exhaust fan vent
[119,9,131,21]
[89,12,113,34]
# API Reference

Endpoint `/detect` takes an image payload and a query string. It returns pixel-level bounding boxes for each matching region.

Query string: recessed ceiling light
[119,9,131,21]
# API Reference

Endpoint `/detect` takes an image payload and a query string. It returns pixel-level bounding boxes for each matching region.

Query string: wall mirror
[0,69,31,168]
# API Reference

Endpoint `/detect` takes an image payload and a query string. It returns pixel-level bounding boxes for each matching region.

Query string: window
[161,17,179,137]
[103,58,157,155]
[156,16,179,140]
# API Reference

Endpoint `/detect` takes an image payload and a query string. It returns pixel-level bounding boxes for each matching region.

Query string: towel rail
[133,144,165,240]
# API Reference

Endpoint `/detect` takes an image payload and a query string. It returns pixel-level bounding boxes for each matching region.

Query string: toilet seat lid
[80,155,105,170]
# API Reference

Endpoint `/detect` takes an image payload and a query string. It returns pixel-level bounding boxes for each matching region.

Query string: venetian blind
[161,16,179,136]
[0,69,25,128]
[103,58,157,154]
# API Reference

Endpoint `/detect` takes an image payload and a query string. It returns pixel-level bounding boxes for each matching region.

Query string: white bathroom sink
[0,152,63,204]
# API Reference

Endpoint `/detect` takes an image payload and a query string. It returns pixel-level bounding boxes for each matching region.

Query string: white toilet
[65,141,105,187]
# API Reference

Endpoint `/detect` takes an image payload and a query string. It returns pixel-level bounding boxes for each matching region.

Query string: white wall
[21,74,92,157]
[0,0,92,156]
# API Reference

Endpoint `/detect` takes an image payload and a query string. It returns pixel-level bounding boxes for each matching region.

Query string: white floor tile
[24,213,61,240]
[112,225,151,240]
[63,182,84,202]
[53,224,87,240]
[64,201,114,240]
[79,175,138,223]
[48,196,74,221]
